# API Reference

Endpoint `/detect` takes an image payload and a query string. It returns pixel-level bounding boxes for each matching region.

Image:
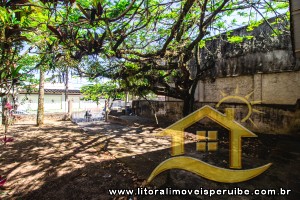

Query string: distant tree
[80,81,125,106]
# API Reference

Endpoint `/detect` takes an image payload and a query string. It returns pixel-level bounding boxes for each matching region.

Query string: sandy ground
[0,119,145,200]
[1,117,300,200]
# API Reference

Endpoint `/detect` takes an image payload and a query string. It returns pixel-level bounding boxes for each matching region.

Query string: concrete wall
[135,71,300,135]
[194,16,300,106]
[199,16,300,78]
[132,100,300,135]
[132,100,184,122]
[197,71,300,105]
[291,0,300,58]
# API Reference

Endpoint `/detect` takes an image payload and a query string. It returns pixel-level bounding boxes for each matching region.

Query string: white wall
[17,93,100,113]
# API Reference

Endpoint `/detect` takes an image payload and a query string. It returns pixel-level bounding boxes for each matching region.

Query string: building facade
[17,89,100,113]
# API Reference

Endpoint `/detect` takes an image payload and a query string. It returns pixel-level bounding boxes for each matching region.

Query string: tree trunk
[183,96,191,117]
[2,96,9,136]
[1,97,6,125]
[104,99,108,122]
[125,92,129,105]
[182,91,196,117]
[37,68,45,126]
[65,66,69,114]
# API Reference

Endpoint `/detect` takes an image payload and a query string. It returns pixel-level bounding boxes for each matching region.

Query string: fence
[71,108,103,123]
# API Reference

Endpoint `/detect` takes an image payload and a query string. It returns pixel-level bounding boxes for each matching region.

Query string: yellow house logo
[147,105,272,184]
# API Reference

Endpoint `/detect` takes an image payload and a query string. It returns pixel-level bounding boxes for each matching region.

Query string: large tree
[0,0,40,132]
[58,0,289,116]
[2,0,289,118]
[0,0,71,126]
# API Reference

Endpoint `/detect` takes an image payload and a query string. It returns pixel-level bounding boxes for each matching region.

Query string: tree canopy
[0,0,291,115]
[80,81,125,105]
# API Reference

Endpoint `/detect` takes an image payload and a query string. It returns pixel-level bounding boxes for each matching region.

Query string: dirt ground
[1,117,300,200]
[0,119,145,200]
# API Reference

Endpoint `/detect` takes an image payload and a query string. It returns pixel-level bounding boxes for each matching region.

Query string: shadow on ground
[0,118,300,200]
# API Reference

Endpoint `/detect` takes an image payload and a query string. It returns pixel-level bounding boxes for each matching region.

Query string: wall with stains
[196,71,300,105]
[133,17,300,135]
[132,100,300,135]
[194,16,300,106]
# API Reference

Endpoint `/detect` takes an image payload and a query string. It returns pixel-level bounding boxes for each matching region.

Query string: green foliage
[271,29,283,37]
[244,36,254,40]
[227,35,244,43]
[0,0,291,114]
[80,81,125,104]
[199,40,206,48]
[247,20,264,32]
[227,35,254,44]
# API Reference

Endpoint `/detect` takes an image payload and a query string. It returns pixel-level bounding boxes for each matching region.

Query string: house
[17,88,100,113]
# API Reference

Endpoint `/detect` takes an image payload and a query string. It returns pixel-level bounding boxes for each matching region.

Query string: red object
[0,176,6,187]
[4,103,13,110]
[2,136,14,144]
